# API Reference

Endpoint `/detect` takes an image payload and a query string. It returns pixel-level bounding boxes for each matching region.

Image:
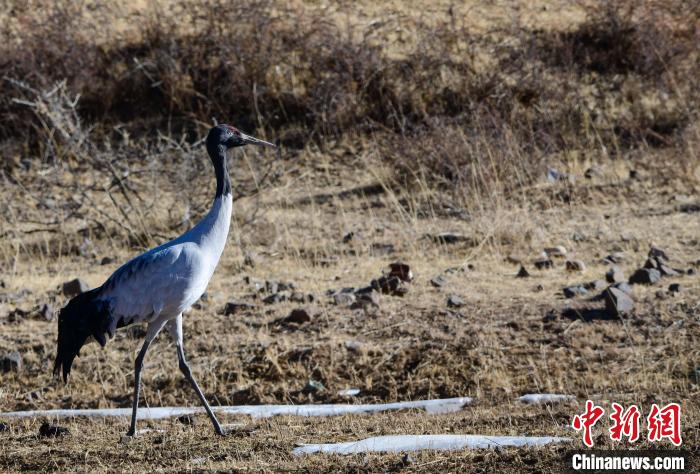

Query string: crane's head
[207,124,276,150]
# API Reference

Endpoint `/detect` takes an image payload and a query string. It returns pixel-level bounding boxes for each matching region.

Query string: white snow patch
[518,394,575,404]
[293,434,571,455]
[0,397,472,420]
[338,389,361,397]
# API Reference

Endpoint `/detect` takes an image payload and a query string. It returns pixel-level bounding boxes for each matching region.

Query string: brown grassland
[0,0,698,471]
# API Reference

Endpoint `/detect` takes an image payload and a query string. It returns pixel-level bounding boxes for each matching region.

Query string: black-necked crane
[54,124,276,436]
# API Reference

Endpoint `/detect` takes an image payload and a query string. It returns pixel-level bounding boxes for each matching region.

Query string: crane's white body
[99,194,232,335]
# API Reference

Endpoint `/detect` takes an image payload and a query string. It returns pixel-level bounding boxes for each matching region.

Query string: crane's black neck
[206,142,232,198]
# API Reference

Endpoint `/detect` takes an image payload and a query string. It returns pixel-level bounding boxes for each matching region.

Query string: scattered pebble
[516,266,530,278]
[0,352,22,373]
[333,292,356,306]
[223,301,256,315]
[604,287,634,316]
[39,422,69,437]
[388,262,413,282]
[534,259,553,270]
[285,308,312,324]
[565,260,586,272]
[304,380,326,393]
[629,268,661,285]
[668,283,681,293]
[62,278,89,297]
[544,246,567,257]
[446,294,465,308]
[563,285,588,299]
[605,267,625,283]
[177,414,195,425]
[430,274,448,288]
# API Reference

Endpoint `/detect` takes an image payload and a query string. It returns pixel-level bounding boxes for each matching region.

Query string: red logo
[609,403,641,443]
[647,403,682,446]
[573,401,682,447]
[572,400,605,447]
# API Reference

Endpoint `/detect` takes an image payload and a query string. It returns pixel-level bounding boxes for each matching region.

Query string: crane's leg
[126,318,167,437]
[167,313,227,436]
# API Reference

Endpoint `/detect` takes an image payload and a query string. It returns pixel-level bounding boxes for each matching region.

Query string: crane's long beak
[241,133,277,148]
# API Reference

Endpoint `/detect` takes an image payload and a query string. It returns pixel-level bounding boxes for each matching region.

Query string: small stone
[304,380,325,393]
[290,292,313,303]
[605,267,625,283]
[447,294,465,308]
[344,340,364,352]
[39,422,69,437]
[369,276,406,296]
[62,278,89,297]
[612,282,633,295]
[243,276,265,292]
[243,251,261,267]
[565,260,586,272]
[402,453,415,464]
[687,268,696,276]
[351,291,380,309]
[655,290,668,300]
[177,414,194,425]
[506,254,523,264]
[223,301,256,315]
[629,268,661,285]
[429,232,470,244]
[388,262,413,282]
[285,308,312,324]
[333,292,356,306]
[263,292,288,304]
[37,304,53,321]
[584,166,603,179]
[584,280,607,291]
[100,257,114,266]
[0,422,8,432]
[342,232,355,243]
[516,266,530,278]
[648,246,669,262]
[430,274,448,287]
[0,352,22,373]
[544,246,567,257]
[534,259,554,270]
[563,285,588,298]
[369,243,395,256]
[658,264,680,277]
[265,280,279,294]
[604,287,634,316]
[668,283,681,293]
[604,252,626,264]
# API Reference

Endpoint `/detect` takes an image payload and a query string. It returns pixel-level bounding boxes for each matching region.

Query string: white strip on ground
[293,434,571,455]
[518,394,576,404]
[0,397,472,420]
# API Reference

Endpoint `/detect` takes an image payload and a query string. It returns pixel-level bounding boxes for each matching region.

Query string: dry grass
[0,0,699,471]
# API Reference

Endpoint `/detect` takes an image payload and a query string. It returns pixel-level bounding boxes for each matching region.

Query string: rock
[612,282,633,295]
[648,246,669,262]
[658,264,680,277]
[534,284,544,292]
[544,246,567,257]
[285,308,312,324]
[276,281,296,292]
[0,352,22,373]
[584,166,603,179]
[547,168,570,182]
[430,274,448,287]
[100,256,114,265]
[223,301,256,315]
[7,308,28,323]
[344,340,364,352]
[605,267,625,283]
[0,422,8,432]
[388,262,413,282]
[447,294,465,308]
[687,268,696,276]
[534,259,553,270]
[304,380,325,393]
[584,280,607,291]
[655,290,668,300]
[263,292,288,304]
[265,280,279,294]
[428,232,470,244]
[563,285,588,298]
[290,292,314,303]
[516,266,530,278]
[629,268,661,285]
[333,292,356,306]
[37,304,53,321]
[369,243,395,256]
[679,202,700,213]
[402,453,415,465]
[39,422,69,437]
[62,278,89,297]
[668,283,681,293]
[342,232,355,243]
[177,414,194,425]
[243,276,265,292]
[565,260,586,272]
[603,252,626,264]
[604,287,634,316]
[243,251,261,267]
[351,291,380,310]
[506,254,523,264]
[369,276,407,296]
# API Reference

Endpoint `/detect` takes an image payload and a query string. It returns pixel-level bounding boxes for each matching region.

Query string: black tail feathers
[54,287,112,382]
